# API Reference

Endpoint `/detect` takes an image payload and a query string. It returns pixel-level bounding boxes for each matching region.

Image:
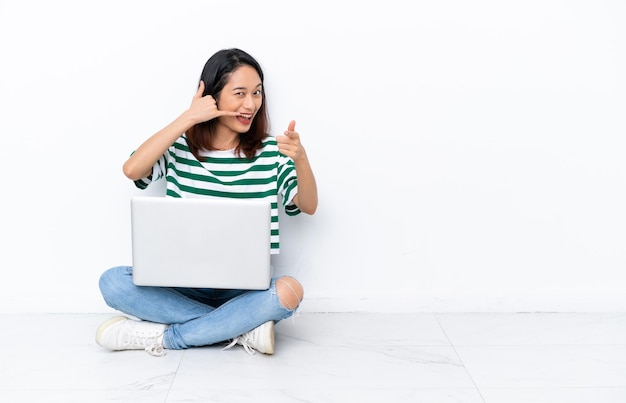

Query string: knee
[275,276,304,310]
[98,268,113,294]
[98,266,130,303]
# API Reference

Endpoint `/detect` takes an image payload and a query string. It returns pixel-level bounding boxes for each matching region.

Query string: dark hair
[186,48,269,160]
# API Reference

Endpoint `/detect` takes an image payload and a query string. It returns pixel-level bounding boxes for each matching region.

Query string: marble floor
[1,312,625,402]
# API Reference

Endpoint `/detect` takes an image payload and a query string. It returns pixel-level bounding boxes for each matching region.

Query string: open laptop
[130,196,272,290]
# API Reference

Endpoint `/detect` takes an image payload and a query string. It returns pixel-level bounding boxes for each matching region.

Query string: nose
[242,94,255,110]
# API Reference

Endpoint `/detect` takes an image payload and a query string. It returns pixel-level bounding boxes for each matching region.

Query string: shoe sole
[95,316,128,346]
[265,321,275,355]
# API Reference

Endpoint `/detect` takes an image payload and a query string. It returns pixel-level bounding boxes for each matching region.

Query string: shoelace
[127,329,166,357]
[222,336,256,355]
[145,343,166,357]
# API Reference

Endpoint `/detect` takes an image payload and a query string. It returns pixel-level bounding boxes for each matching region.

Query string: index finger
[218,110,241,117]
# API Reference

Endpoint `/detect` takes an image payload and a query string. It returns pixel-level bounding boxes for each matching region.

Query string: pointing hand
[277,120,305,161]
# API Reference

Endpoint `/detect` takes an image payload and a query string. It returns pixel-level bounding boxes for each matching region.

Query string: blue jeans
[98,266,295,350]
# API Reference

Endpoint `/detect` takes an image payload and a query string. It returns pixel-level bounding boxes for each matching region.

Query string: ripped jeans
[98,266,295,350]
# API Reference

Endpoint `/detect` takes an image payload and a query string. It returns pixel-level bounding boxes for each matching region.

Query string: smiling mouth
[238,113,253,119]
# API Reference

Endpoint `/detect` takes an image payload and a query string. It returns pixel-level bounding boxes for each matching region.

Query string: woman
[96,48,318,356]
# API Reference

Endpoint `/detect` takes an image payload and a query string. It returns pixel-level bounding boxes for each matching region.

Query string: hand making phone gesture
[188,80,240,124]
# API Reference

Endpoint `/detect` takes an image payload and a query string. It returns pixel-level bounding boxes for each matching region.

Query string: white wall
[1,0,624,313]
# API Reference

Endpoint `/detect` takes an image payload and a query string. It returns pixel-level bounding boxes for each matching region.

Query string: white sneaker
[96,316,168,357]
[223,321,275,355]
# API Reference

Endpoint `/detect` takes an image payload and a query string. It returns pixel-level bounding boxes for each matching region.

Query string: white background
[1,0,624,313]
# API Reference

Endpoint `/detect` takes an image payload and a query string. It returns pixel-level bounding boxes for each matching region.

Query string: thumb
[287,120,296,132]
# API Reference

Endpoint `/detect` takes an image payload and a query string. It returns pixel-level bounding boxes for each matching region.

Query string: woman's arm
[122,81,238,181]
[122,112,197,181]
[277,120,318,215]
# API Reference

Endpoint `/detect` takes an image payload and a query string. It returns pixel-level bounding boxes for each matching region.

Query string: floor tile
[436,313,626,345]
[0,314,183,392]
[480,387,626,403]
[277,312,451,346]
[171,342,476,391]
[167,388,485,403]
[0,390,170,403]
[455,345,626,388]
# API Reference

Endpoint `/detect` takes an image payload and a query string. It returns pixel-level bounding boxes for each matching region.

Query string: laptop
[130,196,272,290]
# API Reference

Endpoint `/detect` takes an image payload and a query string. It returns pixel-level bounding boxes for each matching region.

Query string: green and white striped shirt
[134,135,300,254]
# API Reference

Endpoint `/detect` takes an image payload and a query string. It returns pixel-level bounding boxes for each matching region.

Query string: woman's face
[215,65,263,135]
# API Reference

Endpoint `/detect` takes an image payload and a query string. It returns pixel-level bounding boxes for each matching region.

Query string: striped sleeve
[133,154,167,190]
[277,154,301,216]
